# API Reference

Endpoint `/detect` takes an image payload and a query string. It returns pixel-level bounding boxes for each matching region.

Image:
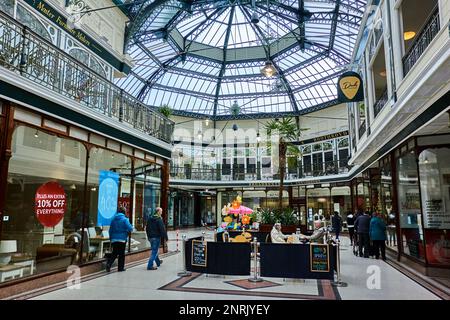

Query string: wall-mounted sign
[35,181,67,227]
[337,71,364,103]
[249,182,280,187]
[97,170,119,226]
[192,240,207,267]
[23,0,131,74]
[310,244,330,272]
[296,131,349,145]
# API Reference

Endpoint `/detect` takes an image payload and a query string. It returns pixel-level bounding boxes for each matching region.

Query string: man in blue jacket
[106,207,133,272]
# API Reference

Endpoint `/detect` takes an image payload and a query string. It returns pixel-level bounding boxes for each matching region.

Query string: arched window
[16,5,54,43]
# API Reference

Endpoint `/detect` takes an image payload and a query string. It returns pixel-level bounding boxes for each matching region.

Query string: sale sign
[35,181,67,227]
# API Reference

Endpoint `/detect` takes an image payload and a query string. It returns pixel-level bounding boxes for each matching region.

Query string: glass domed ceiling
[117,0,367,119]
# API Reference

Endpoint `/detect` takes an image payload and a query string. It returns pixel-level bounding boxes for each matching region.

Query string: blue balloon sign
[97,170,119,226]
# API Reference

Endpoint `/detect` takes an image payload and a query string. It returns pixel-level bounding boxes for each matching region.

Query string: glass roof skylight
[117,0,367,118]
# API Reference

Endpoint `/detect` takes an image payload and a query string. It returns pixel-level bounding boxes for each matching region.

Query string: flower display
[241,215,251,225]
[220,196,255,231]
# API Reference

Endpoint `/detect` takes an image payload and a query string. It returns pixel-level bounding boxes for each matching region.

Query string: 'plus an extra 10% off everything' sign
[35,181,67,227]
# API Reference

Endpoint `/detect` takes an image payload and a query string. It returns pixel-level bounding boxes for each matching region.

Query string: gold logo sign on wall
[337,71,364,102]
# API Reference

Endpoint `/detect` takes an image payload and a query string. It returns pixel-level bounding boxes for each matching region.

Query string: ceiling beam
[124,0,174,49]
[241,6,300,113]
[329,0,341,50]
[213,5,236,120]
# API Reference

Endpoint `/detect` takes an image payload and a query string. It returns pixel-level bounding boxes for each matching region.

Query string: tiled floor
[28,228,441,300]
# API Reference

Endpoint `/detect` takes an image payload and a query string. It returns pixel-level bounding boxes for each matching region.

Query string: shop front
[354,135,450,274]
[0,102,170,285]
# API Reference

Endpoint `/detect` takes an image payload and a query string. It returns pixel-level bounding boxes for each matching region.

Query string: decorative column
[0,101,15,239]
[161,158,170,253]
[128,159,135,253]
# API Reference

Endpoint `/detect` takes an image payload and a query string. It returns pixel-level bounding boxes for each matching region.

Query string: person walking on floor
[146,207,168,270]
[331,211,342,241]
[355,211,371,258]
[370,212,387,260]
[346,211,356,246]
[106,207,133,272]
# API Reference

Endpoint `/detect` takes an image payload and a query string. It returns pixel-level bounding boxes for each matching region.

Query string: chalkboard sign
[192,240,207,267]
[310,244,330,272]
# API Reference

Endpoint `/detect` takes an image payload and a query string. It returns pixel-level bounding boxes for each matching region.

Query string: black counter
[185,240,251,276]
[259,243,337,280]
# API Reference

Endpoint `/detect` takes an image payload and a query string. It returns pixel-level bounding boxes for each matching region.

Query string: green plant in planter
[280,208,299,225]
[249,211,257,224]
[272,209,283,224]
[159,104,173,118]
[260,208,275,225]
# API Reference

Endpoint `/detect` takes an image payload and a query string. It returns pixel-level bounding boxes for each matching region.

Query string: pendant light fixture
[256,122,261,143]
[261,60,277,77]
[261,0,277,78]
[251,0,259,24]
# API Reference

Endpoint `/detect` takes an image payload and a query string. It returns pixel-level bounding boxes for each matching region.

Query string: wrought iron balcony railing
[373,87,388,118]
[402,7,440,77]
[0,11,174,144]
[170,160,352,182]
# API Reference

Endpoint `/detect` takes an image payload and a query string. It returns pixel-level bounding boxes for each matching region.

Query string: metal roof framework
[117,0,366,119]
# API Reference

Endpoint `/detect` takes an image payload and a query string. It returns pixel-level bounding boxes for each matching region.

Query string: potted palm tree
[265,118,305,211]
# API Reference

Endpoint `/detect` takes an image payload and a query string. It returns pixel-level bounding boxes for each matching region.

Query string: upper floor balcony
[170,160,353,182]
[0,10,174,144]
[402,6,440,77]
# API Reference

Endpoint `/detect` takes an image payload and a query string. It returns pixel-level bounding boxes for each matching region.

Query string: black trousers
[348,227,355,244]
[108,242,126,271]
[372,240,386,260]
[358,233,370,257]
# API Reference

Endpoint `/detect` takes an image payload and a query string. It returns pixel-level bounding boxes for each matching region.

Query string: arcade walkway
[6,229,443,300]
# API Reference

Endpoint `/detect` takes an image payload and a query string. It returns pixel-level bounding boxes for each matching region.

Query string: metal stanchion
[177,234,192,277]
[332,240,347,287]
[248,237,263,283]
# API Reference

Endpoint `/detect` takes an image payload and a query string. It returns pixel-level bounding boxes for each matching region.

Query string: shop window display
[331,187,351,224]
[306,188,330,230]
[380,159,397,251]
[242,190,267,212]
[418,148,450,266]
[134,160,162,231]
[86,147,150,256]
[265,190,289,210]
[2,126,87,280]
[200,195,216,225]
[356,182,370,212]
[397,152,425,261]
